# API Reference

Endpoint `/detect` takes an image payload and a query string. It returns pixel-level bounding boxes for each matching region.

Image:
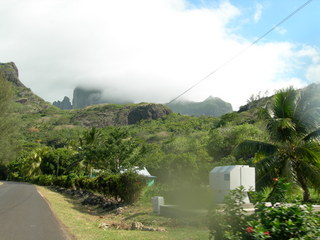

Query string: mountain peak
[204,96,217,101]
[0,62,25,88]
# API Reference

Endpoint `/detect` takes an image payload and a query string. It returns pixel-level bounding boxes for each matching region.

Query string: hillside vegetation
[1,62,320,239]
[54,85,233,117]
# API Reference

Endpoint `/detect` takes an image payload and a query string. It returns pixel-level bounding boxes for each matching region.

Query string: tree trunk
[297,171,310,202]
[303,187,310,202]
[90,166,93,178]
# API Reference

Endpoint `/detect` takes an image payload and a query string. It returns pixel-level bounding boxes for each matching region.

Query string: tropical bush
[208,187,320,240]
[209,187,248,240]
[117,171,147,203]
[30,172,146,204]
[248,202,320,239]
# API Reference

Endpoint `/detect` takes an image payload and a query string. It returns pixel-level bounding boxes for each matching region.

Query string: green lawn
[37,186,208,240]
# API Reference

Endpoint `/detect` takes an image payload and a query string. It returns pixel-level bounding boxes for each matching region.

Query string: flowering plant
[209,186,320,240]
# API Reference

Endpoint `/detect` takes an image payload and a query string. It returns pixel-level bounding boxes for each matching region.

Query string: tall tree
[98,127,146,174]
[235,86,320,202]
[79,127,102,177]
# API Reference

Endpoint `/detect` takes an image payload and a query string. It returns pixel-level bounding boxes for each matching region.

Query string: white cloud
[306,65,320,83]
[0,0,318,110]
[253,3,263,22]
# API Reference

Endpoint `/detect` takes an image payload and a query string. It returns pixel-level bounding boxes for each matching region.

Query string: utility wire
[168,0,314,104]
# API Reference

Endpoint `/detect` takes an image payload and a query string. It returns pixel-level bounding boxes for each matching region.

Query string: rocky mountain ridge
[0,62,56,114]
[0,62,172,128]
[54,87,233,117]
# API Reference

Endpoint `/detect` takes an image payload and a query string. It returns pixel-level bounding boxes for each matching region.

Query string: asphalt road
[0,181,71,240]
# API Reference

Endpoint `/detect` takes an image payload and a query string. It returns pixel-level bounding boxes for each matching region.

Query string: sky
[0,0,319,110]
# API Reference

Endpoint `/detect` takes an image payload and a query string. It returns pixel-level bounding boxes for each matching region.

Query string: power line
[168,0,314,104]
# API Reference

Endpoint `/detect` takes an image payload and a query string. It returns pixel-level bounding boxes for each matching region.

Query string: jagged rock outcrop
[0,62,56,114]
[53,96,72,110]
[128,104,172,124]
[0,62,25,87]
[238,97,271,113]
[71,86,133,109]
[167,96,233,117]
[72,87,103,109]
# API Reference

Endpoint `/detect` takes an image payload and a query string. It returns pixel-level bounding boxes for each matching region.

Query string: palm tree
[235,86,320,202]
[23,147,50,177]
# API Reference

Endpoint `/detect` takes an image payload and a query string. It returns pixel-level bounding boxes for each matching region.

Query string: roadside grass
[37,186,208,240]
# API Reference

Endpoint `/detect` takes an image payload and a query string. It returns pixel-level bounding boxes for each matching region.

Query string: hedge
[31,172,147,204]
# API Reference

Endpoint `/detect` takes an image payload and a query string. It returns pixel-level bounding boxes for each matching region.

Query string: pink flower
[246,226,254,233]
[264,231,270,236]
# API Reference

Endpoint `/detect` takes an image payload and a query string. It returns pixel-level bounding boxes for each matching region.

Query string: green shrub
[95,174,118,199]
[74,176,90,189]
[28,172,146,205]
[117,172,146,204]
[94,172,146,204]
[38,174,54,186]
[209,187,248,240]
[208,187,320,240]
[54,175,69,188]
[67,173,79,189]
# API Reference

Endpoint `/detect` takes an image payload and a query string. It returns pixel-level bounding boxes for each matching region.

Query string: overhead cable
[168,0,314,104]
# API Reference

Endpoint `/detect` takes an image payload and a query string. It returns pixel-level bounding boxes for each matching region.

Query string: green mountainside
[166,96,233,117]
[0,62,172,131]
[54,86,233,117]
[0,62,58,114]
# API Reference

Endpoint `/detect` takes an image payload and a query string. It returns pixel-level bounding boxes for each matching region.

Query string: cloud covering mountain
[0,0,319,110]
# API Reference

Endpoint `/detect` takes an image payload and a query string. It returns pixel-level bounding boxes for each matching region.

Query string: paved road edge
[36,186,77,240]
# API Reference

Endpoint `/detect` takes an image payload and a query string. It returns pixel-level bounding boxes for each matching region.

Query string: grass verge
[37,186,208,240]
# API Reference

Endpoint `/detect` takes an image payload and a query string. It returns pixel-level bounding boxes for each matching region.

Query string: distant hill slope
[0,62,172,129]
[0,62,58,114]
[70,103,172,127]
[166,96,233,117]
[54,87,233,117]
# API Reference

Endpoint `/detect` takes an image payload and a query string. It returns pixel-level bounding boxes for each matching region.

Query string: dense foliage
[2,67,320,212]
[3,62,320,240]
[209,187,320,240]
[29,172,146,204]
[235,86,320,201]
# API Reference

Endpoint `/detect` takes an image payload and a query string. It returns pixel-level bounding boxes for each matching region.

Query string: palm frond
[233,140,277,158]
[255,155,279,189]
[297,162,320,192]
[296,144,320,165]
[267,118,297,142]
[272,87,297,119]
[279,158,296,182]
[303,128,320,142]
